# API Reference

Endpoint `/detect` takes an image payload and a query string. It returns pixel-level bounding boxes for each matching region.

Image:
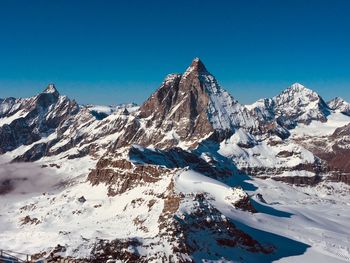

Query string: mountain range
[0,58,349,263]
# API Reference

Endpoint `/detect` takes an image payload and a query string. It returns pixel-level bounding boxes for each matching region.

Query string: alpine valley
[0,58,349,263]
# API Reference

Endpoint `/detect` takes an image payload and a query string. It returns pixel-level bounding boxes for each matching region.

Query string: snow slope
[0,159,172,259]
[291,112,350,137]
[175,170,350,262]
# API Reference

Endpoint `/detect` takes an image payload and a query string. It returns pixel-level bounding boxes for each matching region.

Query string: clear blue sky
[0,0,349,105]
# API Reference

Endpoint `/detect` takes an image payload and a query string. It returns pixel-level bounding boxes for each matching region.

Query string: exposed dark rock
[78,196,87,203]
[234,195,257,213]
[88,158,167,196]
[272,175,322,186]
[256,193,267,203]
[276,151,295,158]
[20,215,41,225]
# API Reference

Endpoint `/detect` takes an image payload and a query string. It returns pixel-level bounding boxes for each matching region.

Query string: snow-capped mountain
[133,58,257,149]
[247,83,331,131]
[328,97,350,116]
[0,84,79,154]
[273,83,330,125]
[0,59,350,263]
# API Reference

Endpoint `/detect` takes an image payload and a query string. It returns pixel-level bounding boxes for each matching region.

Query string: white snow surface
[175,170,350,262]
[0,109,28,127]
[175,170,247,206]
[1,157,348,262]
[201,74,258,131]
[0,155,172,259]
[219,129,315,170]
[86,103,139,115]
[292,112,350,137]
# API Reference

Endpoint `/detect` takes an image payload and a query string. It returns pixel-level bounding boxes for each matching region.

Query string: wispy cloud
[0,157,61,196]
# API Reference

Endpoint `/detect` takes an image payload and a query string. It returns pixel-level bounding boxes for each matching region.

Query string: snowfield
[175,170,350,262]
[291,112,350,137]
[1,162,349,262]
[0,158,172,259]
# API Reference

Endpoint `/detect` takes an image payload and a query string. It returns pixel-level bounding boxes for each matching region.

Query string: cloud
[0,156,62,196]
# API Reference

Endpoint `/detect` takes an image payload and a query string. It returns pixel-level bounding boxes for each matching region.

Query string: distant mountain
[247,83,331,131]
[328,97,350,116]
[0,84,79,154]
[86,103,139,120]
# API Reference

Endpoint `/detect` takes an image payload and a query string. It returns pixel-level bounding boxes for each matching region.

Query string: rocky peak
[328,97,345,108]
[247,83,333,133]
[272,83,330,125]
[134,58,257,148]
[43,83,59,95]
[137,59,214,147]
[184,57,208,76]
[35,84,60,109]
[277,83,328,110]
[279,83,318,100]
[289,82,307,91]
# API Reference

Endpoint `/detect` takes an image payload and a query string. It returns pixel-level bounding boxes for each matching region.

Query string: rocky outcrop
[272,175,322,186]
[87,177,269,262]
[177,193,273,259]
[319,124,350,184]
[88,157,169,196]
[241,160,326,178]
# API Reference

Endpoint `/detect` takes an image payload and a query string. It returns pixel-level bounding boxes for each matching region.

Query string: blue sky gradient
[0,0,349,105]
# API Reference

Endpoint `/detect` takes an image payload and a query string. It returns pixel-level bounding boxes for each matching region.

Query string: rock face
[304,123,350,184]
[88,156,167,196]
[328,124,350,175]
[115,58,257,149]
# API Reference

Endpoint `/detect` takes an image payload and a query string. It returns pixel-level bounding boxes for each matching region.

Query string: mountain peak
[289,82,306,90]
[328,97,350,115]
[329,96,345,104]
[138,58,257,148]
[43,84,59,95]
[184,57,208,75]
[284,83,317,97]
